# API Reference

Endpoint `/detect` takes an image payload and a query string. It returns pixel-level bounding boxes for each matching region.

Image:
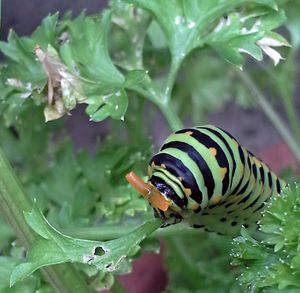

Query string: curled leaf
[35,45,85,121]
[10,204,161,286]
[257,33,291,65]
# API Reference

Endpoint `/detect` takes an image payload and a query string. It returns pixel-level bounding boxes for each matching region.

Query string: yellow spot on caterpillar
[240,164,245,176]
[184,131,193,136]
[232,140,239,148]
[178,176,183,181]
[209,147,217,156]
[260,181,264,193]
[161,164,166,169]
[210,195,222,206]
[191,203,200,210]
[253,157,261,167]
[147,166,153,177]
[220,167,227,180]
[184,188,192,197]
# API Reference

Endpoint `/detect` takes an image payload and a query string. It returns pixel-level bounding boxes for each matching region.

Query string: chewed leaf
[10,204,161,286]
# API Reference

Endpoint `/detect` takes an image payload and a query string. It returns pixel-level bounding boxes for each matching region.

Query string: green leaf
[58,11,147,122]
[22,133,151,230]
[31,13,60,46]
[10,204,162,286]
[206,9,288,66]
[110,1,151,70]
[0,15,60,124]
[0,11,142,124]
[126,0,283,68]
[87,90,128,122]
[206,14,262,66]
[0,14,59,81]
[60,10,124,88]
[0,13,57,64]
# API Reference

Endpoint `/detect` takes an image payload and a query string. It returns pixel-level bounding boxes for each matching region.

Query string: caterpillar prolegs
[126,125,286,236]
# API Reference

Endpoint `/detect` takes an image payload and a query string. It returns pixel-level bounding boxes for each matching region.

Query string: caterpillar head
[126,171,171,212]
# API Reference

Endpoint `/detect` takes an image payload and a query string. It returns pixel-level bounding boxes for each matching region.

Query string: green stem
[258,55,300,144]
[129,55,184,132]
[63,223,201,241]
[280,87,300,143]
[130,84,183,131]
[160,58,184,131]
[158,102,184,132]
[0,148,36,247]
[164,59,181,103]
[0,147,92,293]
[237,70,300,164]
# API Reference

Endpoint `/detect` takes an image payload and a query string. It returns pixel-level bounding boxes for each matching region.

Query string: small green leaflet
[124,70,147,88]
[86,90,128,122]
[85,69,147,122]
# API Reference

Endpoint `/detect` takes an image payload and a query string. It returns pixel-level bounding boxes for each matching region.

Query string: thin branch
[237,69,300,164]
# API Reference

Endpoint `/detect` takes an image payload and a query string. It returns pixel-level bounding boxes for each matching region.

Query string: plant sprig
[232,184,300,291]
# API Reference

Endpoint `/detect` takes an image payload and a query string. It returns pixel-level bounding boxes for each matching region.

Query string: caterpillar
[126,125,286,237]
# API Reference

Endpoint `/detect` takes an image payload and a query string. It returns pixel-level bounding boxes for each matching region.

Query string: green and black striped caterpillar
[126,125,286,237]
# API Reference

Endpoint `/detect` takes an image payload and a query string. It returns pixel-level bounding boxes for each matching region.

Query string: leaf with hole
[10,204,161,286]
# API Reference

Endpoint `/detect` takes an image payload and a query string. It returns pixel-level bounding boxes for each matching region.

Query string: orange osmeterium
[125,171,171,212]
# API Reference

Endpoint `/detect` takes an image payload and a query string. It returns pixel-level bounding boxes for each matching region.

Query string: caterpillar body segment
[127,125,286,236]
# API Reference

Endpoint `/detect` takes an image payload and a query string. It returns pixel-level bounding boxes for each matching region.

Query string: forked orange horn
[126,171,171,212]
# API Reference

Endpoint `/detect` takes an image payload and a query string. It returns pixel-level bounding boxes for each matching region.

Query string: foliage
[0,0,299,292]
[232,184,300,292]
